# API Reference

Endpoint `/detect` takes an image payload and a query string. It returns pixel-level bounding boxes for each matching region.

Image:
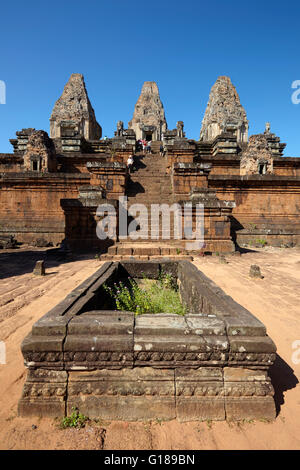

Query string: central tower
[128,81,167,141]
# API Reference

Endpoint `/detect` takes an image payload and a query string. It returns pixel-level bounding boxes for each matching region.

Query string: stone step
[128,175,169,180]
[106,244,192,257]
[101,254,193,261]
[127,197,173,201]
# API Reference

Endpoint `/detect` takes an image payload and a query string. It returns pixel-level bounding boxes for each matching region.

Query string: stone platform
[18,260,277,421]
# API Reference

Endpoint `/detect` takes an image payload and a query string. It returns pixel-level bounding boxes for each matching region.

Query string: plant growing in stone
[61,407,88,429]
[103,273,185,316]
[256,238,267,247]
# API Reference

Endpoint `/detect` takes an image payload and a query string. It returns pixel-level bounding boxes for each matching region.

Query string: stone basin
[18,260,277,421]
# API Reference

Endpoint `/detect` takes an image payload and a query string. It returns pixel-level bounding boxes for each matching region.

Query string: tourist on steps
[127,155,134,173]
[147,140,152,154]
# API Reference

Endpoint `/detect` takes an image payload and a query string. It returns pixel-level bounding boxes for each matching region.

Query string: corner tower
[200,76,248,143]
[50,73,102,141]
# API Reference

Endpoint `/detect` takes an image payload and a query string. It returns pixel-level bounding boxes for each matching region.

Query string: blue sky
[0,0,299,155]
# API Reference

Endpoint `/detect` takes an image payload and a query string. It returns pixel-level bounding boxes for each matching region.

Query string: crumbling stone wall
[23,130,57,172]
[240,134,273,176]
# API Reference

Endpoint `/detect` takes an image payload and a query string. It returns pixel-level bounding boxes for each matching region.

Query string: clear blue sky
[0,0,300,156]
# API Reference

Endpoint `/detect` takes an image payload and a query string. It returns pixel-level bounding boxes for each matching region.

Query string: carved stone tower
[128,81,167,141]
[50,73,102,141]
[200,76,248,143]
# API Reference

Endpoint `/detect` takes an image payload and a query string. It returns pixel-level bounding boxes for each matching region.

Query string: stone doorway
[145,133,152,141]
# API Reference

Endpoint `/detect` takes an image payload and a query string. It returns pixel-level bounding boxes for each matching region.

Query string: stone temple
[1,73,298,422]
[0,73,299,256]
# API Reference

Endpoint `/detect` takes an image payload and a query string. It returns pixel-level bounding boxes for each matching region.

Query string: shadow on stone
[269,354,299,417]
[0,249,96,280]
[132,155,146,171]
[126,179,145,197]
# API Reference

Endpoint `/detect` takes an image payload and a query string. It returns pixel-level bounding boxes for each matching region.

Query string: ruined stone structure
[128,81,167,141]
[50,73,102,141]
[0,74,300,253]
[23,130,57,173]
[18,260,277,422]
[1,74,297,422]
[200,76,249,143]
[240,134,274,176]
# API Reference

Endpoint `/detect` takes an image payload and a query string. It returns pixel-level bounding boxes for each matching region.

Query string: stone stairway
[103,150,193,260]
[149,140,162,153]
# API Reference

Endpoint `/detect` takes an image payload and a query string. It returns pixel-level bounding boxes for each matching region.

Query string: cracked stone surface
[240,134,274,175]
[128,81,167,141]
[50,73,101,140]
[200,76,248,143]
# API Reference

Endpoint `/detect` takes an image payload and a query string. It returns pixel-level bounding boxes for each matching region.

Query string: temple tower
[128,81,167,141]
[200,76,248,143]
[50,73,102,140]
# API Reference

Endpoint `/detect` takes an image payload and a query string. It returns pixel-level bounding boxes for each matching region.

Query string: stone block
[33,260,45,276]
[225,396,276,421]
[133,247,161,256]
[18,369,67,417]
[67,368,176,421]
[249,265,263,278]
[175,368,225,421]
[64,312,134,368]
[185,315,226,336]
[120,261,161,279]
[176,397,225,422]
[223,367,276,420]
[134,314,228,367]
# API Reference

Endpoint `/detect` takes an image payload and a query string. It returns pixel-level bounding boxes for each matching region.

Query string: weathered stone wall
[23,130,57,172]
[0,154,23,172]
[172,163,210,196]
[18,261,277,421]
[209,175,300,246]
[240,134,273,176]
[87,162,127,199]
[0,173,90,245]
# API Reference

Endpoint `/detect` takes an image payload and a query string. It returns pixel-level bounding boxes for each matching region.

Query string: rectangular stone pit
[18,260,277,421]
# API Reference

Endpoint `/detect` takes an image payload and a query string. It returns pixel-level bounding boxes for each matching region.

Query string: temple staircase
[103,148,193,260]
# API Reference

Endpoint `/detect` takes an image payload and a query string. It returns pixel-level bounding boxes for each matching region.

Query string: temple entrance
[145,133,152,141]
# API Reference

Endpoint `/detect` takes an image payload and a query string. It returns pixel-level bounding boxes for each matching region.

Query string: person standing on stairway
[147,140,152,154]
[127,155,134,173]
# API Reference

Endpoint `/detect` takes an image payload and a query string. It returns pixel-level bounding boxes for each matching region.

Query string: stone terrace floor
[0,246,299,449]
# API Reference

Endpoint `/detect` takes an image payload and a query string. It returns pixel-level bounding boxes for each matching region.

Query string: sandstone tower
[128,81,167,141]
[200,76,248,143]
[50,73,102,140]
